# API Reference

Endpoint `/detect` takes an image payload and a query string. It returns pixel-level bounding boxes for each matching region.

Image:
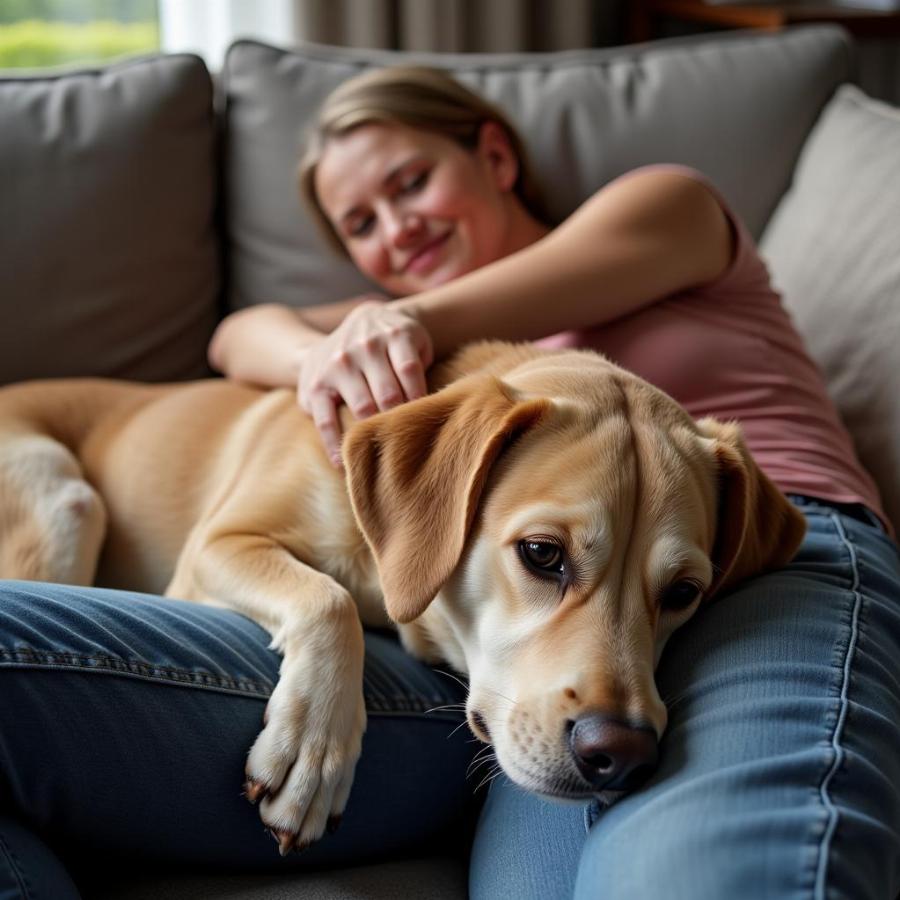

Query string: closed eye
[397,169,429,195]
[345,213,375,239]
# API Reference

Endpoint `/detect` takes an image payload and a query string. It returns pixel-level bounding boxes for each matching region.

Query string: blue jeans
[0,587,477,897]
[2,499,899,898]
[471,498,900,899]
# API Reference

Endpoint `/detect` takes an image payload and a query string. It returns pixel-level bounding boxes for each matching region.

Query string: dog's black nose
[568,714,658,791]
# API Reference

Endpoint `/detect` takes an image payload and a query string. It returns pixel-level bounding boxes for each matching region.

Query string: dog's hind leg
[0,432,107,585]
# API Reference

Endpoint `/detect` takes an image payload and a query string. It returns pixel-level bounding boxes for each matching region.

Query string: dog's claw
[326,815,342,834]
[275,830,296,857]
[244,780,267,804]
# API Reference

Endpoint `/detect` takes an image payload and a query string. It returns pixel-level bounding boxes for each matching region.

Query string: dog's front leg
[168,533,367,854]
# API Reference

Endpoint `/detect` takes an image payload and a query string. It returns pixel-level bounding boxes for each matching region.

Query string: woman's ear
[477,121,519,193]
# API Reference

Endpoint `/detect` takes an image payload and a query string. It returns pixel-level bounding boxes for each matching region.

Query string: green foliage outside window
[0,0,158,68]
[0,0,157,24]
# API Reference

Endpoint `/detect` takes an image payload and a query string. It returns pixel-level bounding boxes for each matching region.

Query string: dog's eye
[518,540,565,578]
[660,579,702,612]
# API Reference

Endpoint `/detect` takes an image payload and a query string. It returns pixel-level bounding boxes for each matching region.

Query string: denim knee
[572,509,900,900]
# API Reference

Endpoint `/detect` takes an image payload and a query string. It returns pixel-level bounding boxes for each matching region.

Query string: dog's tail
[0,378,163,453]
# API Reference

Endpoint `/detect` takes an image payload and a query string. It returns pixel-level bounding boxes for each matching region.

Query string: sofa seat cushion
[79,855,468,899]
[0,54,220,384]
[761,85,900,533]
[221,26,851,313]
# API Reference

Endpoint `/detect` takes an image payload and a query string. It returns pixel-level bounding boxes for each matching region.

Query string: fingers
[357,345,407,413]
[387,331,430,404]
[307,390,344,468]
[297,305,434,465]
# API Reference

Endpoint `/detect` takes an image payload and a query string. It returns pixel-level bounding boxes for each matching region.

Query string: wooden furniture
[628,0,900,42]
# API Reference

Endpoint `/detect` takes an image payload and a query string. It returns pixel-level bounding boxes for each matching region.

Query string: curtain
[160,0,623,70]
[294,0,622,53]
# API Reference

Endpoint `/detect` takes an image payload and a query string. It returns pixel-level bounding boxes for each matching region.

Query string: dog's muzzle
[568,713,658,792]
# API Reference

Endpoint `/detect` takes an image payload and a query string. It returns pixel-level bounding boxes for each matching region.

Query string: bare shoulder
[560,167,734,284]
[582,167,727,226]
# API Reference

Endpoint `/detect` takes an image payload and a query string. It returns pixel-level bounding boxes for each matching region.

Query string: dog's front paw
[244,658,367,854]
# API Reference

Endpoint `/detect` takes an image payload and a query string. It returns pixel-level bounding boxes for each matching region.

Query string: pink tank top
[537,165,888,531]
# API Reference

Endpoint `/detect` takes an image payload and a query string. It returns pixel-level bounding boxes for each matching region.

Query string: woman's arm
[208,294,387,388]
[396,169,734,359]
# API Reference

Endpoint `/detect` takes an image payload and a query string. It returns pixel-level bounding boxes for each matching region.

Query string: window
[0,0,159,69]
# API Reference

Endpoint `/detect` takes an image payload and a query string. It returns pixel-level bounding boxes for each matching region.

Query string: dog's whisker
[423,702,467,715]
[474,762,505,793]
[433,669,470,691]
[466,767,493,791]
[467,755,494,776]
[445,719,471,740]
[466,750,497,779]
[467,748,499,779]
[432,669,517,719]
[470,745,496,764]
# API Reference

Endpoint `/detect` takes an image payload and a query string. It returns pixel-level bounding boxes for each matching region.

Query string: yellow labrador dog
[0,342,805,853]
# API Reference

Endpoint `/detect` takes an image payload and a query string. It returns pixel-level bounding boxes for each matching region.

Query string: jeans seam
[0,831,32,900]
[813,512,863,900]
[0,652,469,716]
[0,648,274,698]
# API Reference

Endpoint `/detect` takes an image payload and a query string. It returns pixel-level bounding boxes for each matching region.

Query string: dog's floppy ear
[343,375,551,624]
[699,418,807,597]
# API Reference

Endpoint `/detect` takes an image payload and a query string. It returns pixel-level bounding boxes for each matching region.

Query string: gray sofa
[2,24,900,900]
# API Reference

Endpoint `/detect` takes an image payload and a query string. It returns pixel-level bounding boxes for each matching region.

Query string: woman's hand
[297,300,434,467]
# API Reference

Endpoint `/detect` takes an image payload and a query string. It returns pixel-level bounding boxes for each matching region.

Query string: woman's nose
[382,209,424,247]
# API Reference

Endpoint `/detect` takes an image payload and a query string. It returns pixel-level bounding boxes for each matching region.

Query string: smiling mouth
[402,231,452,275]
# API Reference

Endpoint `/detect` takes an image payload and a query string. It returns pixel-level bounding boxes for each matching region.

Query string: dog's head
[344,348,805,802]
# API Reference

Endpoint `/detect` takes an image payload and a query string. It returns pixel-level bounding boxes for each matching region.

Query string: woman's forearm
[208,304,321,388]
[209,295,387,388]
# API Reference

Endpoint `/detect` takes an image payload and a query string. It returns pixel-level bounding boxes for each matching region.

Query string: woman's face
[314,121,520,296]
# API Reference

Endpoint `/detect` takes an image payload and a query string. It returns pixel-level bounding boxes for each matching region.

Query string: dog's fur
[0,342,805,852]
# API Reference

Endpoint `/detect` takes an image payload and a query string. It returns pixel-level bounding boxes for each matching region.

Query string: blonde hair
[298,66,551,255]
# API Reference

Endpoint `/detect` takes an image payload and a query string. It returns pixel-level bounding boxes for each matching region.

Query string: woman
[209,66,900,899]
[1,66,897,900]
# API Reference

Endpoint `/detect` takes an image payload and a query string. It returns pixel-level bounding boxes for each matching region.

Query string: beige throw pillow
[761,85,900,533]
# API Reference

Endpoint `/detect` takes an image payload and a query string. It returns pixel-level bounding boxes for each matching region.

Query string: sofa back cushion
[761,85,900,533]
[222,25,851,312]
[0,54,219,383]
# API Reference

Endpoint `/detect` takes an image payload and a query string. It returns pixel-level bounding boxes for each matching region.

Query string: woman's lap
[2,502,899,900]
[470,503,900,900]
[0,581,475,895]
